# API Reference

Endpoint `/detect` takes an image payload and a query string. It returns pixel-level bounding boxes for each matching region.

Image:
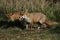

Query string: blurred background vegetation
[0,0,60,21]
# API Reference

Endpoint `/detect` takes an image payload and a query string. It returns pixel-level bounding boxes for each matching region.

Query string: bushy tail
[45,19,58,26]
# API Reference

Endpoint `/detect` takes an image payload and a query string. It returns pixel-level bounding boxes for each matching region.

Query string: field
[0,27,60,40]
[0,23,60,40]
[0,0,60,40]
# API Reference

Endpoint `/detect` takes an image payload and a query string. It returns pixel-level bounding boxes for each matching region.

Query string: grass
[0,0,60,21]
[0,27,60,40]
[0,24,60,40]
[0,0,60,40]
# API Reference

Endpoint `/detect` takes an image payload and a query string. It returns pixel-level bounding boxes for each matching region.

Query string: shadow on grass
[47,24,60,34]
[0,20,25,30]
[0,20,60,34]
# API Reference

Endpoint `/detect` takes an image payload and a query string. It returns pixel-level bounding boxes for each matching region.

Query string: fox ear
[19,11,25,15]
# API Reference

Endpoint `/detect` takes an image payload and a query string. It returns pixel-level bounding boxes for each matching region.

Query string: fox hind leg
[25,24,29,30]
[37,21,42,30]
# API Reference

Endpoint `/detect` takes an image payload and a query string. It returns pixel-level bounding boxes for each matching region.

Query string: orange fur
[19,12,59,29]
[19,12,47,29]
[5,11,24,21]
[5,11,58,30]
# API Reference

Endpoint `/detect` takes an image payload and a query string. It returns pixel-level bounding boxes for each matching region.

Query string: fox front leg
[25,24,29,30]
[29,23,33,30]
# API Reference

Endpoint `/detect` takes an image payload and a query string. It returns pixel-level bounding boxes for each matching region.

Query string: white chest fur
[21,15,31,23]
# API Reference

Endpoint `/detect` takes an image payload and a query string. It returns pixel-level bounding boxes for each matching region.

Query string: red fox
[19,12,58,30]
[5,11,58,30]
[18,12,47,30]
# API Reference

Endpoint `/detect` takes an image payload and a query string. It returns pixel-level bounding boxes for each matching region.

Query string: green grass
[0,23,60,40]
[0,24,60,40]
[0,0,60,21]
[0,0,60,40]
[0,27,60,40]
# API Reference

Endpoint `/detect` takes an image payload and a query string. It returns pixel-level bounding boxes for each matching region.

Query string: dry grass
[0,0,60,40]
[0,0,60,21]
[0,27,60,40]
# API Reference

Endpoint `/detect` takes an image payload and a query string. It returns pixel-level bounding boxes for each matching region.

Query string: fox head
[18,11,27,21]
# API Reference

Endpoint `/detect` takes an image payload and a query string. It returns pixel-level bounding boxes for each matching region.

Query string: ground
[0,27,60,40]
